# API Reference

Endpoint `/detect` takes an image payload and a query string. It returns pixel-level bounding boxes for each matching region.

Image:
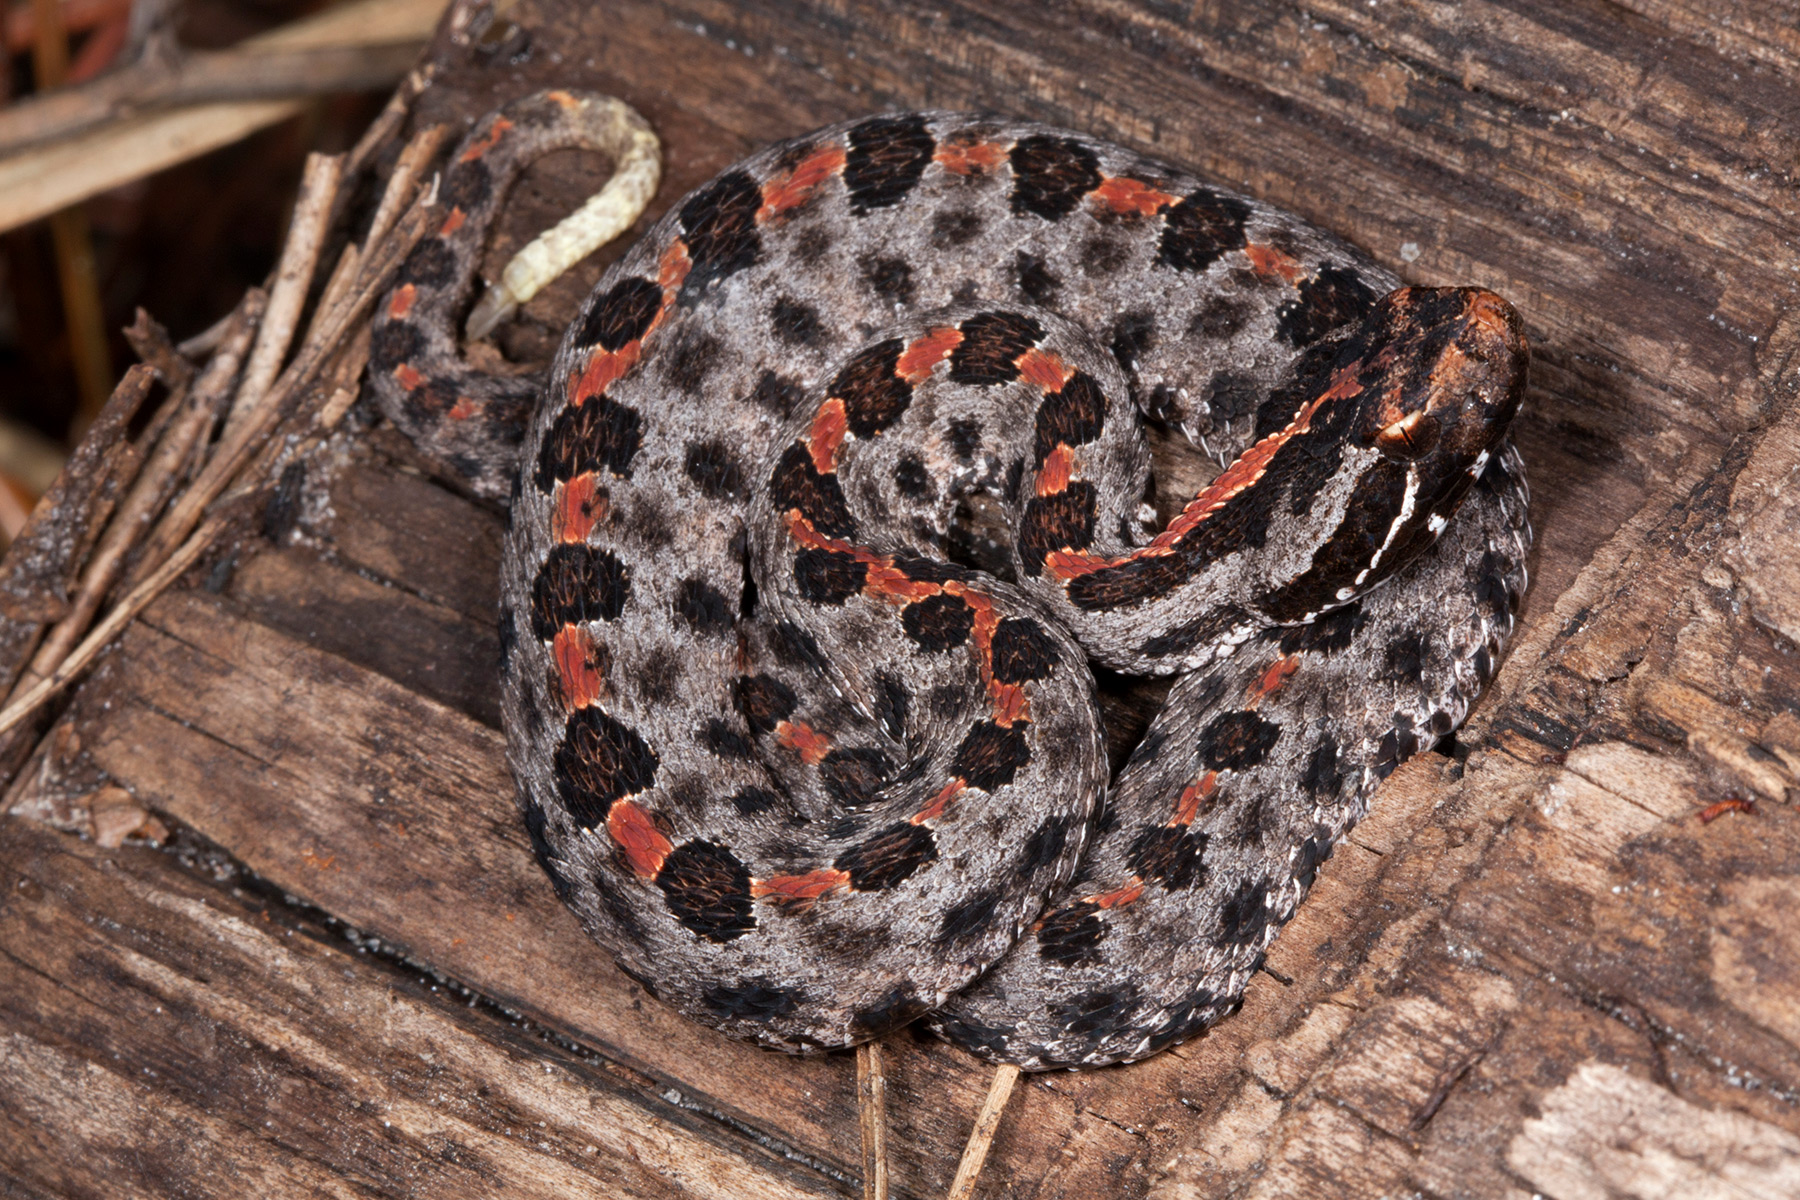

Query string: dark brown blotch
[1036,901,1106,967]
[901,592,975,652]
[1033,372,1109,466]
[793,547,868,606]
[1157,187,1252,274]
[834,822,938,891]
[534,395,643,492]
[580,276,663,351]
[843,114,936,214]
[990,617,1058,684]
[676,170,763,298]
[1009,134,1102,219]
[531,544,630,639]
[553,707,658,828]
[768,442,856,539]
[1018,481,1098,576]
[1198,710,1282,772]
[656,839,756,942]
[832,338,912,437]
[948,311,1045,385]
[951,719,1033,791]
[1126,825,1209,890]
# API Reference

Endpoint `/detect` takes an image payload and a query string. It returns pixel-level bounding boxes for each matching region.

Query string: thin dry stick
[342,62,436,181]
[134,192,432,573]
[228,151,343,426]
[364,122,449,251]
[114,290,263,595]
[946,1064,1021,1200]
[0,41,423,154]
[0,516,225,738]
[857,1041,890,1200]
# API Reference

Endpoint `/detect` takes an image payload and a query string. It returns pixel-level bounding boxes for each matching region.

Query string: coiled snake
[371,92,1531,1070]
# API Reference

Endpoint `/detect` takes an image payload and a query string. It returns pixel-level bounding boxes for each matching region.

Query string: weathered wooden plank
[61,587,1149,1197]
[0,815,844,1200]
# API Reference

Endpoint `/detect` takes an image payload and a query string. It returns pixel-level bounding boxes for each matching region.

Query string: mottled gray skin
[376,97,1532,1068]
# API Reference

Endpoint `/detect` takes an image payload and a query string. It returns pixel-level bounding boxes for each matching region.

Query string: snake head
[1356,286,1528,472]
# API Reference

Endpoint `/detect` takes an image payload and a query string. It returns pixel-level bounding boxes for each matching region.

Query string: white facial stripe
[1468,449,1490,479]
[1352,465,1422,589]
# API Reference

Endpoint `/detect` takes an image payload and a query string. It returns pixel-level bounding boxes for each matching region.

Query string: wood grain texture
[3,0,1799,1195]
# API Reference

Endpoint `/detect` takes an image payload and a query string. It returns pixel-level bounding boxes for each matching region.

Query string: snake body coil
[371,95,1531,1069]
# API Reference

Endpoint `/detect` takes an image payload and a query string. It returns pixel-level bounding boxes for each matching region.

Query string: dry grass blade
[857,1041,889,1200]
[946,1064,1020,1200]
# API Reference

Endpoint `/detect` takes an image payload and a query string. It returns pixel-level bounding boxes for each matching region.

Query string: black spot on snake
[747,368,804,415]
[1198,710,1282,772]
[1020,815,1071,875]
[1036,901,1107,967]
[835,822,938,891]
[947,418,982,462]
[844,115,935,214]
[832,338,911,437]
[660,325,722,393]
[1301,735,1343,797]
[772,620,830,674]
[657,839,756,942]
[1018,482,1098,576]
[1016,251,1061,304]
[534,395,643,491]
[1217,877,1270,946]
[851,985,932,1037]
[702,978,803,1021]
[1383,631,1427,684]
[937,889,1002,945]
[1033,372,1109,465]
[951,719,1033,791]
[862,255,915,305]
[553,707,658,828]
[770,295,825,347]
[677,171,762,299]
[1126,825,1209,890]
[531,544,631,638]
[769,443,857,539]
[580,276,663,351]
[674,578,733,636]
[702,717,754,759]
[901,593,975,652]
[820,747,894,806]
[990,617,1058,684]
[793,547,868,606]
[893,454,932,500]
[368,318,421,375]
[730,786,779,816]
[735,674,799,734]
[683,439,744,500]
[1157,188,1251,273]
[1109,311,1156,374]
[440,156,493,212]
[949,311,1044,385]
[931,206,985,248]
[1009,135,1102,219]
[1190,292,1249,340]
[1276,264,1378,347]
[396,237,457,289]
[1052,984,1141,1039]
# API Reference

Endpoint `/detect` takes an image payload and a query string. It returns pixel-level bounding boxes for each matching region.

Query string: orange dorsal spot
[387,283,417,320]
[392,363,424,391]
[1086,881,1145,909]
[1036,443,1075,497]
[1248,655,1300,707]
[752,868,851,903]
[552,473,609,544]
[991,682,1030,728]
[658,240,693,292]
[1091,176,1178,217]
[947,581,1034,726]
[459,117,514,162]
[1017,347,1072,392]
[911,779,966,825]
[782,514,941,603]
[758,143,848,222]
[807,397,849,473]
[608,800,672,878]
[448,396,480,421]
[777,720,832,765]
[438,208,467,237]
[572,341,645,406]
[546,90,579,109]
[1171,771,1218,826]
[935,139,1006,175]
[552,626,607,710]
[1245,243,1303,284]
[896,326,963,382]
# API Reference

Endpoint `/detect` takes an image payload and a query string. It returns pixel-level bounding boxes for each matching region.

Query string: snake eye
[1376,410,1440,460]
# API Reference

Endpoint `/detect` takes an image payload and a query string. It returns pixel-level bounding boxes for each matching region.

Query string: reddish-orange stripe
[1036,444,1075,497]
[896,326,963,382]
[1017,347,1072,391]
[1248,655,1300,707]
[934,139,1006,175]
[458,117,514,162]
[758,143,848,222]
[911,779,966,824]
[393,363,424,391]
[1091,175,1178,216]
[608,800,671,877]
[1087,882,1145,909]
[553,626,606,710]
[387,283,417,320]
[552,473,608,544]
[776,719,833,764]
[807,397,848,473]
[438,208,467,237]
[1245,243,1303,284]
[753,868,851,902]
[1171,772,1218,827]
